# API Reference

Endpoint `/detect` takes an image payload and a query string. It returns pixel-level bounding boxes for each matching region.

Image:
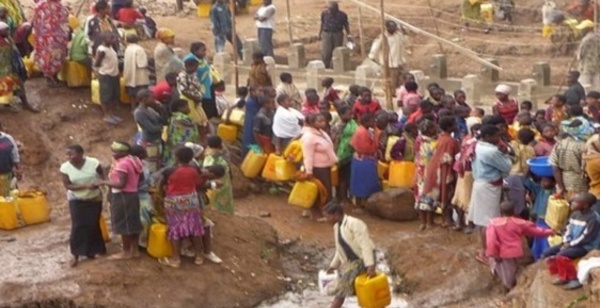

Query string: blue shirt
[454,117,468,141]
[210,3,232,36]
[523,178,555,218]
[472,141,512,182]
[563,210,600,251]
[183,53,213,100]
[242,97,261,152]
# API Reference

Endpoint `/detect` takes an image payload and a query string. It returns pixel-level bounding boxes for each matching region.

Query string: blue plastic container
[527,156,553,177]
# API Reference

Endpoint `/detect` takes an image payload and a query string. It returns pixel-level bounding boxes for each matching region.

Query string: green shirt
[69,30,88,62]
[336,119,358,165]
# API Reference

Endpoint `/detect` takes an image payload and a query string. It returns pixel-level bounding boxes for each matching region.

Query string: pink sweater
[301,127,337,174]
[486,217,553,259]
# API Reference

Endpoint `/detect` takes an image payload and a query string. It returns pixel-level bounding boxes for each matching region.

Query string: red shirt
[350,126,378,156]
[322,87,340,103]
[352,100,381,120]
[152,81,172,103]
[165,165,204,195]
[117,8,143,25]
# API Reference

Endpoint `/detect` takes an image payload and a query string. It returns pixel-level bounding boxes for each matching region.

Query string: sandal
[194,256,204,266]
[158,257,181,268]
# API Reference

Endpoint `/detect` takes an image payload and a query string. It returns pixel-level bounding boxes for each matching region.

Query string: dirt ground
[0,0,594,307]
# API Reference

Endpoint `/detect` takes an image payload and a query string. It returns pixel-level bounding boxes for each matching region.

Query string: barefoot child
[414,119,438,230]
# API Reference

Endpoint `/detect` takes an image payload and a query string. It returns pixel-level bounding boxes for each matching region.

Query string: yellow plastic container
[119,77,131,104]
[222,108,245,126]
[288,181,319,209]
[331,165,339,187]
[546,196,570,231]
[91,77,130,104]
[377,161,389,180]
[217,123,238,142]
[382,180,389,190]
[99,215,110,242]
[241,150,268,178]
[283,139,303,163]
[384,136,399,162]
[197,3,211,18]
[275,159,297,181]
[262,153,283,181]
[354,273,392,308]
[60,61,91,88]
[23,56,34,77]
[0,197,20,230]
[0,93,14,105]
[16,190,50,225]
[91,79,100,104]
[250,0,262,5]
[388,161,416,188]
[481,3,493,23]
[147,223,173,258]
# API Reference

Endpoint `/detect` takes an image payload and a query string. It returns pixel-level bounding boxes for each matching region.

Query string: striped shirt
[549,137,589,193]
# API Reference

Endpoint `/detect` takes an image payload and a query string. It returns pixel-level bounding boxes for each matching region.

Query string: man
[210,0,243,59]
[470,125,512,265]
[319,1,351,68]
[368,21,406,90]
[549,12,577,57]
[324,202,376,308]
[254,0,276,57]
[123,34,150,111]
[564,71,586,106]
[576,20,600,90]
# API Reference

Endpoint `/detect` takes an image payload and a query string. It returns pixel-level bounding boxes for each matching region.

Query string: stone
[429,54,447,79]
[242,39,260,65]
[480,58,500,82]
[532,62,551,87]
[287,43,306,69]
[305,60,326,90]
[365,188,417,221]
[212,52,233,84]
[332,47,351,74]
[518,79,538,107]
[355,64,379,87]
[264,56,276,84]
[461,74,482,104]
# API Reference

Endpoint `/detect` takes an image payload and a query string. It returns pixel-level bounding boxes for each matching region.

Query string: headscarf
[156,28,175,41]
[560,117,594,141]
[494,84,512,95]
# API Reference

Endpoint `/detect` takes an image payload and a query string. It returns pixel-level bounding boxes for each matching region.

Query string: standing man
[564,71,586,106]
[319,1,351,69]
[324,202,376,308]
[254,0,276,57]
[576,20,600,91]
[368,21,406,90]
[210,0,243,59]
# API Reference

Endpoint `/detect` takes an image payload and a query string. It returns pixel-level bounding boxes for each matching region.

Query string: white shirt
[96,45,119,76]
[256,4,276,29]
[123,43,150,87]
[368,31,406,68]
[273,106,304,138]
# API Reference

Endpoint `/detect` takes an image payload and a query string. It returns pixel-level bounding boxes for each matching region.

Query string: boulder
[365,188,417,221]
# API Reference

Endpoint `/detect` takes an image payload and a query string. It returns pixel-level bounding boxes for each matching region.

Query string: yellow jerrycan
[91,79,100,105]
[221,108,245,126]
[331,165,339,187]
[354,273,392,308]
[16,190,50,225]
[217,123,238,142]
[283,139,303,163]
[0,196,20,230]
[546,196,570,231]
[388,161,416,188]
[60,61,92,88]
[274,159,297,181]
[119,77,131,104]
[377,161,389,180]
[99,214,111,242]
[288,181,318,209]
[241,150,268,178]
[147,223,173,258]
[261,153,282,181]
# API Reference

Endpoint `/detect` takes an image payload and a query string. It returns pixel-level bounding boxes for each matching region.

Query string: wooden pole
[344,0,502,71]
[286,0,293,45]
[358,6,366,58]
[426,0,444,53]
[380,0,393,110]
[231,0,239,90]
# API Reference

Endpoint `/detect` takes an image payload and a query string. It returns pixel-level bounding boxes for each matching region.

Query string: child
[486,201,554,291]
[401,81,422,110]
[130,145,154,249]
[253,95,276,154]
[452,123,481,232]
[352,87,382,121]
[584,91,600,122]
[276,72,302,109]
[203,136,233,216]
[153,72,179,107]
[321,77,340,103]
[247,52,272,87]
[408,100,434,124]
[534,109,546,131]
[344,84,360,108]
[116,0,143,28]
[542,193,600,288]
[350,113,381,209]
[162,99,199,167]
[234,86,248,109]
[213,81,232,117]
[319,100,340,126]
[387,112,403,136]
[390,122,418,161]
[454,105,470,141]
[301,90,320,115]
[177,58,208,135]
[123,34,149,111]
[521,100,533,116]
[509,128,536,175]
[545,94,567,125]
[466,107,484,130]
[374,111,390,159]
[331,105,358,205]
[534,124,557,156]
[426,85,445,112]
[524,176,556,261]
[139,7,157,39]
[94,32,122,124]
[454,89,471,110]
[414,119,438,230]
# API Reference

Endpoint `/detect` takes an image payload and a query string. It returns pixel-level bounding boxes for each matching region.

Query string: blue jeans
[214,32,243,59]
[257,28,274,57]
[541,244,589,260]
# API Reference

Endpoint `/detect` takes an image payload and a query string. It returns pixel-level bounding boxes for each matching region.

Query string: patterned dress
[203,149,234,214]
[163,111,199,167]
[414,135,437,211]
[32,0,69,77]
[0,37,21,96]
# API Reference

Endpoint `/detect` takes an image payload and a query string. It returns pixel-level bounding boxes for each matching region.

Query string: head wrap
[111,141,130,152]
[560,117,595,141]
[185,142,204,158]
[156,28,175,41]
[494,84,512,95]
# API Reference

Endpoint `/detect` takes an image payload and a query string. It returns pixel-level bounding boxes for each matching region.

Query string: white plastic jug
[318,270,338,296]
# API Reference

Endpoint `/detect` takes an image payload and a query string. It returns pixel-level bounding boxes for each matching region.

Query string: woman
[302,113,337,220]
[247,51,271,87]
[0,122,20,197]
[241,85,261,155]
[32,0,69,87]
[86,1,120,55]
[13,22,32,57]
[184,42,218,119]
[452,123,480,232]
[60,145,106,267]
[584,134,600,214]
[100,141,143,260]
[273,94,304,154]
[0,22,38,112]
[203,136,234,214]
[253,94,276,154]
[550,119,590,198]
[158,147,225,267]
[492,84,519,125]
[130,145,154,248]
[331,105,357,205]
[350,113,381,209]
[133,90,165,173]
[163,99,199,167]
[154,28,183,82]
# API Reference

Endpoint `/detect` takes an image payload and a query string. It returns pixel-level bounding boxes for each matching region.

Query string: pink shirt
[301,127,337,174]
[396,86,422,104]
[109,156,143,193]
[301,102,320,115]
[486,217,553,259]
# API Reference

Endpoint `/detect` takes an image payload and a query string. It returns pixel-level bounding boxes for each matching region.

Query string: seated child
[524,176,556,261]
[214,81,233,118]
[276,72,302,109]
[486,201,554,291]
[139,7,157,38]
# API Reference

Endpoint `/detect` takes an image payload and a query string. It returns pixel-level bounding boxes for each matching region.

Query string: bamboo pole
[344,0,502,71]
[231,0,239,89]
[379,1,392,110]
[286,0,293,45]
[358,6,366,58]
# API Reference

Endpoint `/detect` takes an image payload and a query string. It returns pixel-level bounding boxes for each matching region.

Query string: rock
[365,188,417,221]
